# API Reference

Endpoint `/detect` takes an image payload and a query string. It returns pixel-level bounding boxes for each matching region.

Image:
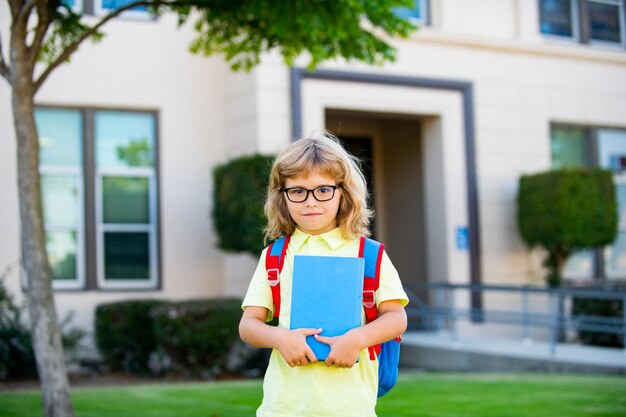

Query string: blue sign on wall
[456,226,469,251]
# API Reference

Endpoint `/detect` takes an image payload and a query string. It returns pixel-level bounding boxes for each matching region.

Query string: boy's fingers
[314,334,333,345]
[305,347,318,363]
[301,328,323,336]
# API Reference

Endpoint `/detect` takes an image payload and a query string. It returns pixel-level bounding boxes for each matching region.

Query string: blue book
[290,255,364,360]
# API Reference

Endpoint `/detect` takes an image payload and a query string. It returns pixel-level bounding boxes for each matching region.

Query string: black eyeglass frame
[282,185,341,203]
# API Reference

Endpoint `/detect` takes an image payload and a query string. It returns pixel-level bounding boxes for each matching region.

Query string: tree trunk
[12,78,75,417]
[544,247,570,342]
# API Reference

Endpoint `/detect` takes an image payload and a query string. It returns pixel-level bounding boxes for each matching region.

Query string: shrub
[94,299,167,375]
[0,273,84,380]
[212,154,275,256]
[152,298,242,378]
[572,296,624,348]
[517,168,618,286]
[0,277,36,380]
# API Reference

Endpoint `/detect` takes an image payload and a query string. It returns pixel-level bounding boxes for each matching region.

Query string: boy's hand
[276,328,322,367]
[314,331,362,368]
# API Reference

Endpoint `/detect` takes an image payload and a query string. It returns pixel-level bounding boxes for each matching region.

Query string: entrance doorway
[338,136,377,238]
[326,109,426,291]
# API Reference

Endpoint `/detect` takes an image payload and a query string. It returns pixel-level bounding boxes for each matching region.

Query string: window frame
[36,107,86,290]
[35,105,161,291]
[539,0,581,43]
[39,166,87,290]
[539,0,626,48]
[96,170,159,289]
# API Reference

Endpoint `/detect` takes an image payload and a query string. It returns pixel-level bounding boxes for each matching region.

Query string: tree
[517,168,618,287]
[0,1,416,415]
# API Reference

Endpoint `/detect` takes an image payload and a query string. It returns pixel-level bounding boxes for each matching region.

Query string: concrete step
[400,332,626,374]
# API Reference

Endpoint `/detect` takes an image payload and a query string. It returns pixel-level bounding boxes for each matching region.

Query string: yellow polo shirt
[242,227,408,417]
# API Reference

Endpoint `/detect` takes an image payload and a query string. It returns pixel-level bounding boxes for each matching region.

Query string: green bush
[517,169,618,286]
[212,154,275,256]
[152,298,242,377]
[95,299,167,375]
[0,275,84,380]
[0,277,36,380]
[572,296,624,348]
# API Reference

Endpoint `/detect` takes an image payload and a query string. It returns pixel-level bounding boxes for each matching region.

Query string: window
[63,0,153,19]
[550,124,626,281]
[36,109,85,289]
[394,0,429,24]
[539,0,626,47]
[35,107,160,290]
[95,0,151,19]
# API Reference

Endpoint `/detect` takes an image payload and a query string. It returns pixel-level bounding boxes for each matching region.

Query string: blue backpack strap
[359,236,401,397]
[359,237,385,360]
[265,235,290,319]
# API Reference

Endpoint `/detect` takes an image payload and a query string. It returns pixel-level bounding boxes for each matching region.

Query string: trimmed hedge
[95,299,167,375]
[517,168,617,286]
[152,298,242,377]
[212,154,275,256]
[95,298,244,377]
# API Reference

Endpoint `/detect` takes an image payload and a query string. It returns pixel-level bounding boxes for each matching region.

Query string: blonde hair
[264,132,372,243]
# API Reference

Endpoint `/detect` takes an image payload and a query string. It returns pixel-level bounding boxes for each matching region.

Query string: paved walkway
[401,331,626,372]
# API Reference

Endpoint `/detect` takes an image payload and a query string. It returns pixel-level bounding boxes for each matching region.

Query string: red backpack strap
[359,236,385,360]
[265,235,290,319]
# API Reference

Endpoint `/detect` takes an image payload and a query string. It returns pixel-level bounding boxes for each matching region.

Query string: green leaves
[39,4,104,66]
[184,0,417,71]
[34,0,417,84]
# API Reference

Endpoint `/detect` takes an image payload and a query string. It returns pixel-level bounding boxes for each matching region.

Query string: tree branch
[9,0,25,20]
[28,0,53,70]
[33,0,192,93]
[17,0,37,25]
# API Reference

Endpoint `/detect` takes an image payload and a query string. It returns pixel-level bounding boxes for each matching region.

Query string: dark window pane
[587,1,623,43]
[550,126,588,169]
[104,232,150,280]
[539,0,575,37]
[102,176,150,224]
[46,231,77,281]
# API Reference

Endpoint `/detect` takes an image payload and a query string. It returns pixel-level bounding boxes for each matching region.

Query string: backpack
[265,235,401,398]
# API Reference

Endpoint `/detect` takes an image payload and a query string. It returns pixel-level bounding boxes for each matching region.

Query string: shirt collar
[290,227,347,252]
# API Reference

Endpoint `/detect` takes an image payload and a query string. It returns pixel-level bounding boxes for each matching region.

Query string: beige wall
[2,0,626,345]
[0,11,227,343]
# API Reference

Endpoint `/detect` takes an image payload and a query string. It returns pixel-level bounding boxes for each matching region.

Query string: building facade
[1,0,626,349]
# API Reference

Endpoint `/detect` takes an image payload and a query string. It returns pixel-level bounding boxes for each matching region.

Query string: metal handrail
[403,283,626,356]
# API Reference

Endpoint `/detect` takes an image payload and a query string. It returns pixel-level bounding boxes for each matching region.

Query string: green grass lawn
[1,373,625,417]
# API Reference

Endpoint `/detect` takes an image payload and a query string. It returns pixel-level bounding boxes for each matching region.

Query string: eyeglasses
[282,185,340,203]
